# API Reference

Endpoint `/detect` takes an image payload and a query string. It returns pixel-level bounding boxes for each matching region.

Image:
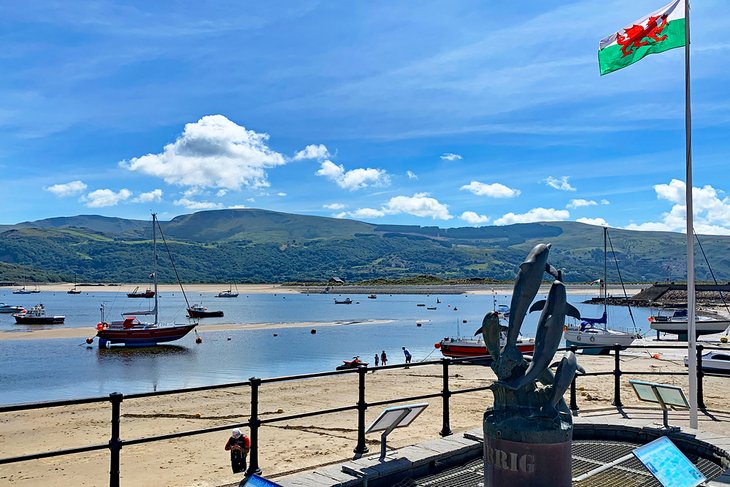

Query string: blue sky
[2,0,730,233]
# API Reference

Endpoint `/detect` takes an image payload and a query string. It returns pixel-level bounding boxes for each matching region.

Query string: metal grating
[395,439,724,487]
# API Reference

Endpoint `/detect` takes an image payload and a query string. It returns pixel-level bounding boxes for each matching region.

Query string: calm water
[0,289,652,404]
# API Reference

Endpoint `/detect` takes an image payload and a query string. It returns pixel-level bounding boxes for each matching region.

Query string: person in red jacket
[224,428,251,474]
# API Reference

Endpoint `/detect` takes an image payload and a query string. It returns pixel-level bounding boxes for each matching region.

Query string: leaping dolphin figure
[505,280,570,390]
[474,311,502,360]
[540,351,585,417]
[500,244,558,368]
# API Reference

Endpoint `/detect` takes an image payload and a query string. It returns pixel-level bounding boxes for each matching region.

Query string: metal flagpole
[684,0,698,429]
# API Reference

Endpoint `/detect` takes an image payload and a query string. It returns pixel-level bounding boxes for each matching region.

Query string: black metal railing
[0,343,727,485]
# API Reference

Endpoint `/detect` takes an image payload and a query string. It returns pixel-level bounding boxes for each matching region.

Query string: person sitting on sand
[224,428,250,474]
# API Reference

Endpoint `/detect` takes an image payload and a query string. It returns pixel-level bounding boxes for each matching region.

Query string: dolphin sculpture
[540,351,584,417]
[474,311,502,360]
[505,280,569,390]
[528,298,581,320]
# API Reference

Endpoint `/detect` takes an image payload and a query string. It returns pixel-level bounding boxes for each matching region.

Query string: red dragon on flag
[616,14,669,57]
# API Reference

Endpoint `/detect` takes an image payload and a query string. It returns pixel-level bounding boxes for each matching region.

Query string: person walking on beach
[380,350,388,366]
[402,347,412,367]
[374,353,379,367]
[224,428,250,474]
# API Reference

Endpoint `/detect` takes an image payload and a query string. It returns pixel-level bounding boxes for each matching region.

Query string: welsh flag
[599,0,686,75]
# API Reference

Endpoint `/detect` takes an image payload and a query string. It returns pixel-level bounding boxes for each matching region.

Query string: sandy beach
[1,346,729,487]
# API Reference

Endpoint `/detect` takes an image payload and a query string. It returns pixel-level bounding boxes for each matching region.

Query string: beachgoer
[224,428,250,474]
[374,354,379,367]
[380,350,387,366]
[402,347,412,365]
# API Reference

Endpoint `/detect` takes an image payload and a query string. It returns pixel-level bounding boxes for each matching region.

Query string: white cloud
[173,198,223,210]
[460,211,489,225]
[216,189,228,197]
[460,181,521,198]
[293,144,330,161]
[494,207,569,225]
[228,204,247,209]
[600,199,610,205]
[324,203,346,210]
[45,180,87,197]
[440,153,462,161]
[576,217,608,226]
[315,160,390,191]
[545,176,576,192]
[625,179,730,235]
[406,170,418,180]
[567,198,597,209]
[383,193,452,220]
[82,188,132,208]
[350,208,386,218]
[277,192,287,197]
[133,189,163,203]
[121,115,286,190]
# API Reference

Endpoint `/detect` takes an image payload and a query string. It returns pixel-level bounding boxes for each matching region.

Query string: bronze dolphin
[474,311,502,360]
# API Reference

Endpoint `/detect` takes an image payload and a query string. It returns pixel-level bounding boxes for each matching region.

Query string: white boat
[216,283,239,298]
[0,303,26,313]
[650,309,730,339]
[684,350,730,374]
[563,227,636,354]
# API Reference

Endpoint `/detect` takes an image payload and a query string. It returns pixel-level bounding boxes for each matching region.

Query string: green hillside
[0,210,726,284]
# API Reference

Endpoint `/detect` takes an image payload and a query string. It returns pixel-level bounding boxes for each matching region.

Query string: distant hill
[0,208,727,284]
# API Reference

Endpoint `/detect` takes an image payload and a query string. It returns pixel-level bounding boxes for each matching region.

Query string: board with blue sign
[633,436,706,487]
[242,474,283,487]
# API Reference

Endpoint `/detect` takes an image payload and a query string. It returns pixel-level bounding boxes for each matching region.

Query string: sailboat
[563,227,636,354]
[68,280,81,294]
[216,283,239,298]
[95,214,197,348]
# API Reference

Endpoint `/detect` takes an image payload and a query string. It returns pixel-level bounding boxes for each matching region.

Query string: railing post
[247,377,262,476]
[696,344,706,409]
[440,358,453,436]
[612,344,623,408]
[109,392,123,487]
[569,345,579,415]
[353,365,369,454]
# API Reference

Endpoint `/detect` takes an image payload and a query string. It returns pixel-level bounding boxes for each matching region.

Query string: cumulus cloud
[121,115,286,190]
[577,217,608,226]
[173,198,223,210]
[216,189,228,197]
[625,179,730,235]
[494,207,570,225]
[350,208,387,218]
[545,176,576,192]
[82,189,132,208]
[460,181,521,198]
[133,189,163,203]
[460,211,489,225]
[228,204,247,209]
[567,198,597,209]
[45,180,87,197]
[383,193,452,220]
[440,153,462,161]
[324,203,345,210]
[277,192,287,197]
[316,160,390,190]
[406,170,418,180]
[294,144,330,161]
[600,199,610,205]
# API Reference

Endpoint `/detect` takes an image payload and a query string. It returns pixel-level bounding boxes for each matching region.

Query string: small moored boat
[649,309,730,339]
[14,304,65,325]
[0,303,26,314]
[684,351,730,374]
[436,334,535,359]
[127,286,155,298]
[187,304,224,318]
[216,284,239,298]
[334,298,352,304]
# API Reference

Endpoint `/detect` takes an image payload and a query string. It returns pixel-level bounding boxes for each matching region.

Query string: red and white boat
[436,335,535,359]
[95,214,197,348]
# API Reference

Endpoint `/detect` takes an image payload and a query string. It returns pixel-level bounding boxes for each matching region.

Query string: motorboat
[0,303,26,314]
[367,294,377,299]
[12,287,33,295]
[436,334,535,359]
[336,356,367,370]
[13,304,65,325]
[334,298,352,304]
[95,214,197,348]
[684,350,730,374]
[187,304,224,318]
[649,309,730,339]
[127,286,155,298]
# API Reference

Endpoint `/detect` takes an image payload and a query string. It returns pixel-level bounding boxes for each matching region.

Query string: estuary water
[0,289,652,404]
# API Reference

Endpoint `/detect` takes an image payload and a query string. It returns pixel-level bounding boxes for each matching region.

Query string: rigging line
[606,230,638,334]
[155,219,191,309]
[694,231,730,317]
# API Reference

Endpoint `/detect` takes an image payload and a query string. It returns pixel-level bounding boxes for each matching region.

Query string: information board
[633,436,706,487]
[243,474,283,487]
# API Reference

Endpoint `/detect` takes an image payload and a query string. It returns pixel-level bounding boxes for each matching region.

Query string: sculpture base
[484,435,572,487]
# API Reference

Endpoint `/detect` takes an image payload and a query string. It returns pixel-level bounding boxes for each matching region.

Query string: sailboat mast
[603,227,608,331]
[153,213,159,325]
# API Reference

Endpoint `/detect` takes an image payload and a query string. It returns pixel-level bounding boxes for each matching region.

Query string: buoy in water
[273,333,278,337]
[310,329,317,334]
[86,337,94,344]
[227,337,232,341]
[416,323,422,327]
[195,336,202,344]
[462,319,467,323]
[434,342,441,349]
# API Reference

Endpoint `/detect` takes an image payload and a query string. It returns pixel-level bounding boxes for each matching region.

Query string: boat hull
[437,338,535,359]
[650,320,729,336]
[563,329,635,355]
[14,315,65,325]
[97,324,197,347]
[127,291,155,298]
